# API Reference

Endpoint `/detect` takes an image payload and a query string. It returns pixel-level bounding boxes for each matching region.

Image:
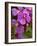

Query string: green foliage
[11,26,16,39]
[24,24,32,38]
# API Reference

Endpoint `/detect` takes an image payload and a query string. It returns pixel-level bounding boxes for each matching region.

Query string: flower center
[23,15,25,19]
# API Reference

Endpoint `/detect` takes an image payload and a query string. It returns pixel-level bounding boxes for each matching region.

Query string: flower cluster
[11,7,32,39]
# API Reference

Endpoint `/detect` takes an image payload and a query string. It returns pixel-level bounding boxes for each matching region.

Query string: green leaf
[24,24,32,38]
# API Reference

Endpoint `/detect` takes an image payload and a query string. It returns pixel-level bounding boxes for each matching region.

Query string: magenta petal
[23,9,29,16]
[17,12,26,25]
[12,8,19,16]
[23,9,31,23]
[26,15,31,23]
[25,7,32,11]
[18,7,23,11]
[20,19,26,25]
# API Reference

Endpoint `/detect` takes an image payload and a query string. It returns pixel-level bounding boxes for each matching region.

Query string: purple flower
[11,7,32,39]
[17,9,31,25]
[16,26,24,34]
[23,9,29,15]
[17,12,26,25]
[11,7,32,25]
[15,25,24,39]
[12,8,20,16]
